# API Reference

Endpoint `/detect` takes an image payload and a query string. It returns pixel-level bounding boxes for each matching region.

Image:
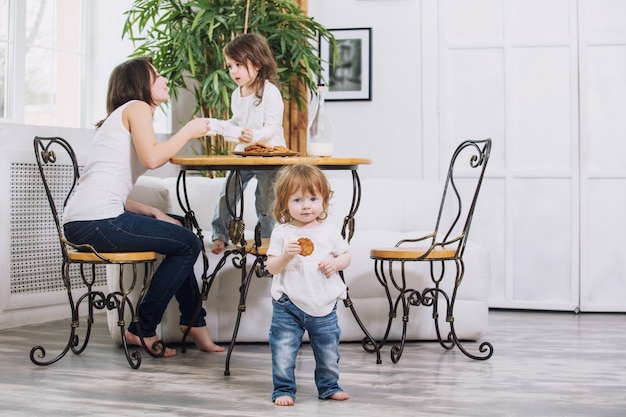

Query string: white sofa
[107,173,491,346]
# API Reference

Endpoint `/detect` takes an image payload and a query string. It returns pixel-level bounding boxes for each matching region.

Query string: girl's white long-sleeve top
[210,80,286,151]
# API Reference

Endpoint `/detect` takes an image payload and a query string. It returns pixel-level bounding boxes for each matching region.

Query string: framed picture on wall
[319,27,372,101]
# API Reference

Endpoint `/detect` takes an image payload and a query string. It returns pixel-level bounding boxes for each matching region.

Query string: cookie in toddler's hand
[297,237,314,256]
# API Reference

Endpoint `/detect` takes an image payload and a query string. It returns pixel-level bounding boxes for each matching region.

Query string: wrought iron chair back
[33,136,81,260]
[423,138,492,258]
[30,136,160,369]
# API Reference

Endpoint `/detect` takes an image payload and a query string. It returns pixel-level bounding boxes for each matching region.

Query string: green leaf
[123,0,335,119]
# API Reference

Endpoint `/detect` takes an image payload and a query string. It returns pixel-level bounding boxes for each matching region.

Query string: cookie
[297,237,314,256]
[244,143,272,153]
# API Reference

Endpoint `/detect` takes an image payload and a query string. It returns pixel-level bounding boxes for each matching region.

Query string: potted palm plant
[122,0,335,162]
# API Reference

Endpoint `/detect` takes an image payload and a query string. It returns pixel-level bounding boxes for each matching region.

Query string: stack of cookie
[244,144,292,153]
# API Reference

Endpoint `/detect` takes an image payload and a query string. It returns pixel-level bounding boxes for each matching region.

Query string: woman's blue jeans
[63,212,205,337]
[269,295,344,402]
[211,170,277,245]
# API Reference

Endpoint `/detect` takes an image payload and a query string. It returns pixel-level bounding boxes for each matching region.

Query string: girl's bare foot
[180,325,225,352]
[211,240,225,254]
[329,392,349,401]
[274,396,294,406]
[124,330,176,357]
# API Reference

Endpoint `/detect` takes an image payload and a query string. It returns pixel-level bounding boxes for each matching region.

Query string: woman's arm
[124,101,210,170]
[124,199,182,226]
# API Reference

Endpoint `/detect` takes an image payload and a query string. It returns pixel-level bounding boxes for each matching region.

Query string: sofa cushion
[162,175,259,237]
[129,175,170,213]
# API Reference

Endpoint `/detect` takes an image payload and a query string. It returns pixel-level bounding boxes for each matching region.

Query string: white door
[430,0,581,310]
[579,0,626,312]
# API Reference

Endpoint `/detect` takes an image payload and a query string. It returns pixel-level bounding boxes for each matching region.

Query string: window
[0,0,9,119]
[24,0,83,127]
[1,0,85,128]
[1,0,171,132]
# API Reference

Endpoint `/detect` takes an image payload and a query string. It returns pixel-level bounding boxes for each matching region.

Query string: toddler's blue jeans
[269,294,344,402]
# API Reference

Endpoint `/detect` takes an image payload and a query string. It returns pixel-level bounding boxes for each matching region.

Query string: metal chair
[368,138,494,363]
[30,136,163,369]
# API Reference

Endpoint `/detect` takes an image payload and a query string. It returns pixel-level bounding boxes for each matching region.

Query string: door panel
[438,0,579,309]
[579,0,626,311]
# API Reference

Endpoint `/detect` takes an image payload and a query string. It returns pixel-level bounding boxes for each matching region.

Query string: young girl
[208,33,286,254]
[63,57,224,357]
[266,164,351,406]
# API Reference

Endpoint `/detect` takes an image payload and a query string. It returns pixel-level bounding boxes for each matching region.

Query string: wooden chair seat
[244,238,270,256]
[370,247,457,260]
[67,250,157,263]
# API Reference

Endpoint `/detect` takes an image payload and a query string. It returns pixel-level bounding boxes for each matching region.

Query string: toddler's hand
[240,128,253,143]
[318,257,337,277]
[283,241,301,259]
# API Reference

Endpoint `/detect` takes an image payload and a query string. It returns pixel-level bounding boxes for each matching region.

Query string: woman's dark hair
[95,57,157,127]
[223,33,279,104]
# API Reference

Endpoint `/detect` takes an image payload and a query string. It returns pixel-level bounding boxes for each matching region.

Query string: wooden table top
[170,155,372,171]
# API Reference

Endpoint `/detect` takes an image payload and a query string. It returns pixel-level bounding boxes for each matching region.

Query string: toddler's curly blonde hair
[272,164,333,224]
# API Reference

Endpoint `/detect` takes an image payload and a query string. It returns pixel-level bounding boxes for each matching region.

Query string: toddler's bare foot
[329,392,349,401]
[274,396,294,406]
[180,325,225,352]
[211,240,225,254]
[124,330,176,357]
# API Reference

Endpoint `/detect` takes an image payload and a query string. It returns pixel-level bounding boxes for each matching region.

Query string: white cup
[223,125,242,143]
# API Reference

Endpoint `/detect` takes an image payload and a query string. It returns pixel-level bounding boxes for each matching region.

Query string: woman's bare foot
[274,396,294,406]
[211,240,225,254]
[329,392,349,401]
[180,325,225,352]
[124,330,176,357]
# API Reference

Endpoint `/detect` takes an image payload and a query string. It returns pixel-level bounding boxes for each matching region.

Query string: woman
[62,57,224,357]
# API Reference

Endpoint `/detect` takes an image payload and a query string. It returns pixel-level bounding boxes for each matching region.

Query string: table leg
[176,168,260,373]
[340,169,382,364]
[225,170,246,247]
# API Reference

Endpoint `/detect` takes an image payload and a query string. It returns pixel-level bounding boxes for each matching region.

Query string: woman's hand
[185,117,212,139]
[154,210,182,226]
[124,199,182,226]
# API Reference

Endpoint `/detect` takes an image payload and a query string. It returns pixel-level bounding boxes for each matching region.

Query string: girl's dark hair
[272,164,333,224]
[223,33,279,104]
[95,57,157,127]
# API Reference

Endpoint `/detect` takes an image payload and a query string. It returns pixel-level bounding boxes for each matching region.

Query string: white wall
[88,0,135,126]
[88,0,170,132]
[0,124,96,329]
[308,0,426,181]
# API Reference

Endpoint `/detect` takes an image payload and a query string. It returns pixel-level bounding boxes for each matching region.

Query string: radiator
[9,162,106,298]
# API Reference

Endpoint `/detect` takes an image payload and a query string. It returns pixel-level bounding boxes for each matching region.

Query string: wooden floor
[1,309,625,416]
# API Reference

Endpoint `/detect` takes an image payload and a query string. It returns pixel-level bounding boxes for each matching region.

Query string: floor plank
[1,309,625,416]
